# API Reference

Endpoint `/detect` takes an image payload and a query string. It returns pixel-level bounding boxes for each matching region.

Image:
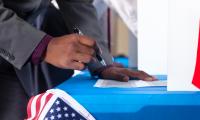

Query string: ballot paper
[94,79,167,88]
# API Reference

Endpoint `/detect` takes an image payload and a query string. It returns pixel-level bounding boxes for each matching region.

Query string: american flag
[26,89,95,120]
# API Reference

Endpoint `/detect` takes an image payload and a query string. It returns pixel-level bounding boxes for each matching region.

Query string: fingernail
[123,76,129,82]
[152,76,157,80]
[145,77,153,81]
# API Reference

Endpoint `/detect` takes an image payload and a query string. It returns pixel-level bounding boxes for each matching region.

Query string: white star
[56,100,60,105]
[50,109,54,114]
[64,113,69,118]
[50,115,55,120]
[57,114,62,119]
[56,107,61,112]
[71,113,76,117]
[63,106,68,111]
[44,118,48,120]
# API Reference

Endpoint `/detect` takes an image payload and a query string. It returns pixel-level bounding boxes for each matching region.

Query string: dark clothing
[0,0,113,119]
[0,4,74,120]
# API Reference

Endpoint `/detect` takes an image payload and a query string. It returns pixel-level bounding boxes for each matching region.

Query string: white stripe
[38,96,58,120]
[26,94,40,120]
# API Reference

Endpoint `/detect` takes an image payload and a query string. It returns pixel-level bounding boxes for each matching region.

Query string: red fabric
[26,93,53,120]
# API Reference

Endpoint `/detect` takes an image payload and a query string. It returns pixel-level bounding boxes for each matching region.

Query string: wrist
[93,64,114,78]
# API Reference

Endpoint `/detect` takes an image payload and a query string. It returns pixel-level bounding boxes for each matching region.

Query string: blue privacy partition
[57,57,200,120]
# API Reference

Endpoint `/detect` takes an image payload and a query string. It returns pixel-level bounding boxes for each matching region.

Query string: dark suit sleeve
[57,0,114,75]
[0,0,46,69]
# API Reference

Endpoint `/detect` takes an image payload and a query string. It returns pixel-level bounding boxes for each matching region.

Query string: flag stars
[50,115,55,120]
[63,106,68,111]
[56,107,61,112]
[56,100,60,105]
[57,114,62,119]
[64,113,69,118]
[50,109,54,114]
[71,113,76,117]
[40,98,86,120]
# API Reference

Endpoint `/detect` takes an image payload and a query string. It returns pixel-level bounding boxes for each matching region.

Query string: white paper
[94,79,167,88]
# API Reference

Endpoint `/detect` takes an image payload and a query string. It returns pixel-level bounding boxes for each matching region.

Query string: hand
[44,34,95,70]
[100,63,157,82]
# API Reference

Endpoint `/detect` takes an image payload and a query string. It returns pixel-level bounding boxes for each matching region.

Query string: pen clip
[73,27,83,35]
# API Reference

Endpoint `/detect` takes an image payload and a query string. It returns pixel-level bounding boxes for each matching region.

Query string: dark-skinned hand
[100,62,157,82]
[44,34,95,70]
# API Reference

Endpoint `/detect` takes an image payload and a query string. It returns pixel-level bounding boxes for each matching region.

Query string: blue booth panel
[57,72,200,120]
[57,57,200,120]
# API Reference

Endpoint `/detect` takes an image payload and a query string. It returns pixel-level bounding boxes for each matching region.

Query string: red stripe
[32,93,45,120]
[192,21,200,89]
[26,96,35,119]
[36,93,53,120]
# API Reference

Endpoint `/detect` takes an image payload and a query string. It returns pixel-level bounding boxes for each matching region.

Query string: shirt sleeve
[31,35,53,65]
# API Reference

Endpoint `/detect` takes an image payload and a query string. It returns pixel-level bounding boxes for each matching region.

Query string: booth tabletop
[57,58,200,120]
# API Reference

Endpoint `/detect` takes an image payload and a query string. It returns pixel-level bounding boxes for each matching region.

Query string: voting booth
[137,0,200,91]
[167,0,200,91]
[137,0,168,76]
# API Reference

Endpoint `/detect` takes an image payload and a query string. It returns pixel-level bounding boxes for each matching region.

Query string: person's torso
[2,0,43,17]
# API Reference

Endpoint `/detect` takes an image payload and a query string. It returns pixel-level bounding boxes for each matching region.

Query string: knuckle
[91,40,96,46]
[139,70,145,73]
[90,49,95,55]
[68,43,76,50]
[77,63,85,70]
[61,60,70,68]
[86,37,95,46]
[85,55,92,62]
[71,34,78,40]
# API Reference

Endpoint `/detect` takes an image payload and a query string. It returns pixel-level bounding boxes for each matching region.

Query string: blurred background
[93,0,138,68]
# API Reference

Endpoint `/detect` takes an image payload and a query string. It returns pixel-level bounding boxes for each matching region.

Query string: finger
[120,69,140,78]
[120,69,156,81]
[68,61,85,70]
[77,43,95,55]
[111,72,129,82]
[72,53,93,64]
[102,71,129,82]
[79,35,96,47]
[139,71,157,81]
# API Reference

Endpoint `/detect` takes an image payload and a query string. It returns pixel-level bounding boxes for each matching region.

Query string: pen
[73,27,107,66]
